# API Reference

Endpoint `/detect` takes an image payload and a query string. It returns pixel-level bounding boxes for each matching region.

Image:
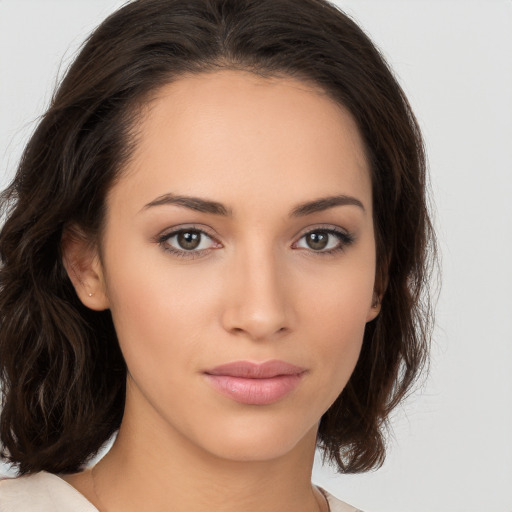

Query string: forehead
[111,70,372,215]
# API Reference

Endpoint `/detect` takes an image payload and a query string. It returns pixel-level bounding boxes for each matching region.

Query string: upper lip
[205,360,306,379]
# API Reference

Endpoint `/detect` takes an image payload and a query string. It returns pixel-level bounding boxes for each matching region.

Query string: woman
[0,0,435,510]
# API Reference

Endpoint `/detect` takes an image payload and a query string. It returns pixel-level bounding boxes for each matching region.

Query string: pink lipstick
[204,360,306,405]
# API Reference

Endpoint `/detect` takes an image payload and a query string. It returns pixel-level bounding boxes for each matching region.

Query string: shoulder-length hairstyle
[0,0,436,475]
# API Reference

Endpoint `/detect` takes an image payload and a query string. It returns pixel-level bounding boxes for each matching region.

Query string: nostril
[220,284,293,340]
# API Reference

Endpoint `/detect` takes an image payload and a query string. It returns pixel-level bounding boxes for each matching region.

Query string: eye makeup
[293,226,355,255]
[155,225,222,259]
[153,222,356,261]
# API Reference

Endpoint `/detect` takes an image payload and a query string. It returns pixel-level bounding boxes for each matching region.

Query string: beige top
[0,471,362,512]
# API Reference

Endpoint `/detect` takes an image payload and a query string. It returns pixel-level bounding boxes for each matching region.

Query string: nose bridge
[221,238,292,340]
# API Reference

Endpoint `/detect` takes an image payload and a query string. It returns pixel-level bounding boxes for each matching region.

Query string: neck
[88,385,324,512]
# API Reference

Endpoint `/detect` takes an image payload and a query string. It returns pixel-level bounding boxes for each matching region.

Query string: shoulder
[0,472,98,512]
[318,486,364,512]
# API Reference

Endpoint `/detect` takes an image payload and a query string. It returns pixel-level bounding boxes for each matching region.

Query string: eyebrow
[142,193,365,217]
[142,194,232,216]
[290,195,365,217]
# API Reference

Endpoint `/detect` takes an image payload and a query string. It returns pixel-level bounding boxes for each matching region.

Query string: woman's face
[92,70,378,462]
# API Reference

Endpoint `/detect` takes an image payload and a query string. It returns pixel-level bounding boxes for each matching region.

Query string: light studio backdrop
[1,1,511,511]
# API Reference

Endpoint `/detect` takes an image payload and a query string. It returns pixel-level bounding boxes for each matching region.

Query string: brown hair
[0,0,436,475]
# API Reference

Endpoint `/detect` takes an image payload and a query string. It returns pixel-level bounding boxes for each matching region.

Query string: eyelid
[155,223,218,241]
[293,223,352,240]
[155,224,223,258]
[291,224,355,253]
[153,223,355,259]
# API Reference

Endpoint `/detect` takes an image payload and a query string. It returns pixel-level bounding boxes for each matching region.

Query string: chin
[184,411,319,464]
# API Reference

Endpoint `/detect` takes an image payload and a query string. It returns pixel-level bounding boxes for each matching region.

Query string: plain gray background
[1,1,511,511]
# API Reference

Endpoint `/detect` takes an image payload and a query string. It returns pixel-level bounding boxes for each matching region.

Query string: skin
[63,70,380,512]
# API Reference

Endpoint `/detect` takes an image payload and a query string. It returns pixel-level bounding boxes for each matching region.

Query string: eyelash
[292,227,355,256]
[156,225,355,259]
[156,225,220,260]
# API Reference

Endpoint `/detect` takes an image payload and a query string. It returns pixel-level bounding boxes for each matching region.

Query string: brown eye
[295,228,353,254]
[305,232,329,250]
[177,231,202,250]
[161,228,219,255]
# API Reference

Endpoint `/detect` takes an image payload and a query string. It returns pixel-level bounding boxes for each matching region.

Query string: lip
[204,360,307,405]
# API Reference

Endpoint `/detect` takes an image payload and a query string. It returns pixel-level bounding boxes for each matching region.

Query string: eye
[158,227,221,257]
[294,228,354,253]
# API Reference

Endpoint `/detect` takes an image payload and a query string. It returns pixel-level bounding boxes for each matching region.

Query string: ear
[366,291,382,322]
[61,226,110,311]
[366,269,388,322]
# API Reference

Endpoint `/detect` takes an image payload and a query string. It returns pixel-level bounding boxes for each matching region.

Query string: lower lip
[205,374,303,405]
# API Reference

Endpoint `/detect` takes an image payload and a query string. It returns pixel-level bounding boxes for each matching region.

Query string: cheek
[102,219,375,398]
[101,241,223,378]
[308,290,367,376]
[113,285,209,351]
[303,248,375,331]
[299,255,375,393]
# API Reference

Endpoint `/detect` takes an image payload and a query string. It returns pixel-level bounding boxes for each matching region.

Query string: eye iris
[306,231,329,250]
[177,231,201,250]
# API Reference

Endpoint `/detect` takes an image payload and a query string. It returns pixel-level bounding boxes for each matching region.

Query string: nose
[220,247,294,341]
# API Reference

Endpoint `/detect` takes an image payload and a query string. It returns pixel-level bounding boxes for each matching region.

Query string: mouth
[203,360,307,405]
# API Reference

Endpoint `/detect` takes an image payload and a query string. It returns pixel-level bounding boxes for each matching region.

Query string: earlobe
[366,292,382,322]
[367,265,387,322]
[61,227,110,311]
